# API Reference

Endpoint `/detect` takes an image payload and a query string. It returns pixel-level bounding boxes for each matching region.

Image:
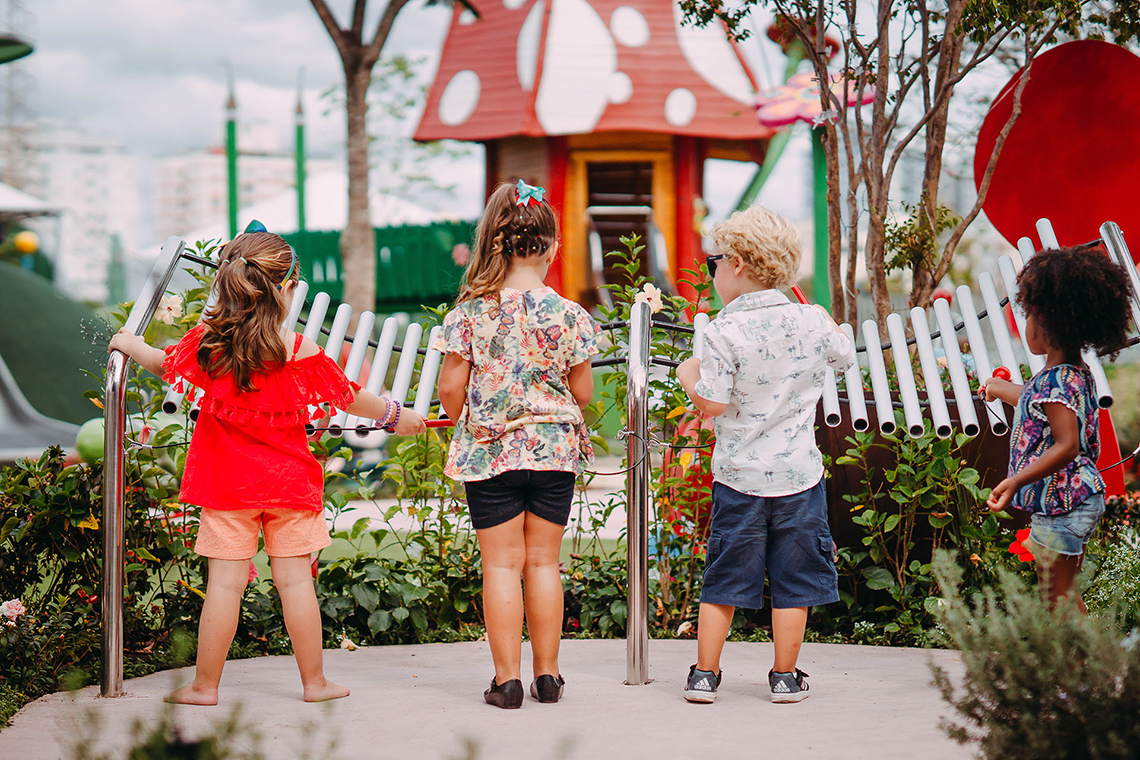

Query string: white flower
[634,283,664,313]
[339,635,358,651]
[1,599,26,620]
[155,294,183,325]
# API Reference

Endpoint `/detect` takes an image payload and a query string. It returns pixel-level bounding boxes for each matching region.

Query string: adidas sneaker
[768,668,810,703]
[683,665,722,703]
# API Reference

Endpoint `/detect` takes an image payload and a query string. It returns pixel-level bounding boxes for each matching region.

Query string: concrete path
[1,639,972,760]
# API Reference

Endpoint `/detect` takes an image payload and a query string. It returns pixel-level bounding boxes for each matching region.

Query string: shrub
[932,552,1140,759]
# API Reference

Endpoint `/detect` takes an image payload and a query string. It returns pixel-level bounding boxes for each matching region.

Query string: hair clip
[515,179,545,207]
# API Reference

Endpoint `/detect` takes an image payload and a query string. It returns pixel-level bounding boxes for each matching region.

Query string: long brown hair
[456,181,558,305]
[198,232,299,392]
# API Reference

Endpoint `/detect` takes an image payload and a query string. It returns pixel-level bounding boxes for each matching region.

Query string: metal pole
[625,301,651,685]
[224,63,238,240]
[101,238,186,698]
[295,68,306,233]
[1100,222,1140,332]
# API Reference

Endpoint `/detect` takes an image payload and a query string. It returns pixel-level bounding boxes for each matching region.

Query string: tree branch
[351,0,368,40]
[364,0,412,68]
[309,0,351,60]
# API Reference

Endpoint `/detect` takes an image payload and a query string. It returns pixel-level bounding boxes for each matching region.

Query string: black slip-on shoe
[484,677,524,709]
[530,674,565,703]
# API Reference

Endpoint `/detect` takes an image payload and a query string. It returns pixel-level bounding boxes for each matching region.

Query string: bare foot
[303,678,350,703]
[163,682,219,705]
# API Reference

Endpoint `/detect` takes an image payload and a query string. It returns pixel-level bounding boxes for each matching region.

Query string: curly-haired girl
[982,246,1132,611]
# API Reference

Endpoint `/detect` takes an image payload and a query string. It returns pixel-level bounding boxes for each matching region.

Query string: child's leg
[1036,551,1088,614]
[270,554,349,702]
[521,512,565,677]
[695,603,735,673]
[771,606,808,672]
[164,558,249,705]
[477,513,528,683]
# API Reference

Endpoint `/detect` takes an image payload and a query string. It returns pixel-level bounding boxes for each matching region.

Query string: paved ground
[1,639,973,760]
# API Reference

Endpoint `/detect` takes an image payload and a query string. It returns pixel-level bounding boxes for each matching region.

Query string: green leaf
[863,566,897,590]
[367,609,392,634]
[883,514,901,532]
[350,583,380,612]
[391,606,410,622]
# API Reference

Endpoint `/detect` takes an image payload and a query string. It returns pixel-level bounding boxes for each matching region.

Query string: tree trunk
[341,66,375,319]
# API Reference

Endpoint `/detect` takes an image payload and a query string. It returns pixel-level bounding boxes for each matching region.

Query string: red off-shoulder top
[163,325,360,511]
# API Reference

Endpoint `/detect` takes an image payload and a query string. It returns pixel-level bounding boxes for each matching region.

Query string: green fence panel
[284,221,474,311]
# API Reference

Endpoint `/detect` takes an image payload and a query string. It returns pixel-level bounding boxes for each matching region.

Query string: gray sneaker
[768,669,810,703]
[683,665,722,703]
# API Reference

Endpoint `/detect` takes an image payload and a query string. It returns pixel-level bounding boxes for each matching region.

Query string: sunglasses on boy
[705,254,726,278]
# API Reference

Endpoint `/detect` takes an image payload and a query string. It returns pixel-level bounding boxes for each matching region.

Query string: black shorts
[463,470,576,530]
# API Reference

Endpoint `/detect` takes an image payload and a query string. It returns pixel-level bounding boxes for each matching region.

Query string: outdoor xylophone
[694,219,1140,441]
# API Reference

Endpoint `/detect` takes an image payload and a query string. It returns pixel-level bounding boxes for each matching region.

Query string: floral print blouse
[432,287,600,482]
[1008,364,1103,515]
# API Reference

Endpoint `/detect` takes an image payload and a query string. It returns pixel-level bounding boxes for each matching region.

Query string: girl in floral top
[982,246,1130,611]
[435,181,599,709]
[110,231,425,705]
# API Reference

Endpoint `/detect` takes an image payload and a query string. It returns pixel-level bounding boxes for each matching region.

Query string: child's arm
[437,353,470,425]
[981,377,1023,406]
[567,360,593,410]
[986,402,1080,511]
[676,357,729,417]
[344,389,426,435]
[109,328,167,376]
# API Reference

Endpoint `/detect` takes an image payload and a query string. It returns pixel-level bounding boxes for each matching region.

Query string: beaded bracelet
[378,397,396,430]
[383,402,402,433]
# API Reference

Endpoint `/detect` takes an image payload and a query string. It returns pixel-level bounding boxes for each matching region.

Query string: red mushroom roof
[415,0,774,141]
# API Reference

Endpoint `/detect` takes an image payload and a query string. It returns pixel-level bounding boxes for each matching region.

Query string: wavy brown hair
[198,232,300,392]
[456,181,558,305]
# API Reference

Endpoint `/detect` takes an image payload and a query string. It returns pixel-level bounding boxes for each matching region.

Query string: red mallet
[992,366,1011,381]
[790,284,809,305]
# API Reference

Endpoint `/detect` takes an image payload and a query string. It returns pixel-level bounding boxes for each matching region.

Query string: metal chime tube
[692,312,709,362]
[626,301,651,685]
[840,324,868,432]
[821,369,841,427]
[909,307,952,438]
[932,299,980,438]
[285,280,309,331]
[1036,218,1060,249]
[1084,351,1114,409]
[302,291,331,343]
[323,303,353,358]
[389,323,423,406]
[886,313,924,438]
[860,320,896,435]
[328,312,376,435]
[978,273,1023,384]
[998,255,1045,375]
[413,327,444,417]
[1100,222,1140,330]
[956,285,1008,435]
[352,317,400,436]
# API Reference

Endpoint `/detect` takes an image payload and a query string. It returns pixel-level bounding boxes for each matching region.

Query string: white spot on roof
[438,70,481,126]
[608,71,632,104]
[610,6,649,47]
[672,2,753,104]
[458,9,477,24]
[665,88,696,127]
[504,0,527,9]
[517,1,545,90]
[535,0,616,134]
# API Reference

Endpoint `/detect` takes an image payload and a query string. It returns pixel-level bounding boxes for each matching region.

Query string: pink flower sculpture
[756,71,874,128]
[1,598,26,620]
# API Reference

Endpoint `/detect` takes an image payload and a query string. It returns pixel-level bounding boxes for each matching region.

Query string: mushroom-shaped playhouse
[415,0,775,307]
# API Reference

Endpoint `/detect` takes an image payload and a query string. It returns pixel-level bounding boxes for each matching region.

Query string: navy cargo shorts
[700,477,839,610]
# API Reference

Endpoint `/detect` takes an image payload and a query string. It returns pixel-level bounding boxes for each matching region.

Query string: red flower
[1008,528,1034,563]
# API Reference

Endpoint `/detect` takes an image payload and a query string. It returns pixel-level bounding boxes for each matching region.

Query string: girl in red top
[110,231,425,704]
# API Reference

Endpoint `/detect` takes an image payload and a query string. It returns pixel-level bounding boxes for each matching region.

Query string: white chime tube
[933,298,980,438]
[301,291,331,344]
[978,272,1023,384]
[284,280,309,332]
[413,327,444,417]
[998,255,1045,375]
[840,323,869,432]
[861,320,896,436]
[328,312,376,436]
[693,312,709,362]
[351,317,400,436]
[1036,218,1060,250]
[909,307,952,439]
[956,285,1008,435]
[822,367,841,427]
[886,313,924,438]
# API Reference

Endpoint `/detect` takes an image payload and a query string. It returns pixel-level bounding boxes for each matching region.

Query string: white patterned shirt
[694,290,856,497]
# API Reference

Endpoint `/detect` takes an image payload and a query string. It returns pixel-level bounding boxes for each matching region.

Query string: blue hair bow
[515,179,545,207]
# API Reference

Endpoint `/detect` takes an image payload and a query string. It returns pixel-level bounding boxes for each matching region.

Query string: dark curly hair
[1015,246,1132,359]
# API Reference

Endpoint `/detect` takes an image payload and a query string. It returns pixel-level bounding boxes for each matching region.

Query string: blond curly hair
[708,205,801,289]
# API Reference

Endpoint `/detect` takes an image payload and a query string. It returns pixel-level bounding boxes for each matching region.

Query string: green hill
[0,261,108,424]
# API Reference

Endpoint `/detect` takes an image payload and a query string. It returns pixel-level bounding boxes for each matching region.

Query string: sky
[23,0,818,246]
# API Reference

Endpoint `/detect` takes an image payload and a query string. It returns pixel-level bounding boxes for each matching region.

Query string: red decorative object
[992,366,1011,382]
[931,287,953,304]
[755,70,874,128]
[975,40,1140,262]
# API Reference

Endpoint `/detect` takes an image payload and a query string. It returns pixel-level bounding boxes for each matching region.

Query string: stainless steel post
[101,238,186,697]
[625,301,651,685]
[1100,222,1140,332]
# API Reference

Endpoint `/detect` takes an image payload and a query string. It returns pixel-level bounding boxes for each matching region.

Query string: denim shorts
[700,478,839,610]
[463,469,576,530]
[1027,492,1105,557]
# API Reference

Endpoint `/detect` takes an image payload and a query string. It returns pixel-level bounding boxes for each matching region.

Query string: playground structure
[100,214,1140,697]
[413,0,774,308]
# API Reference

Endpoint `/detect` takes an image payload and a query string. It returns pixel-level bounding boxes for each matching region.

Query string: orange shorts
[194,508,331,560]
